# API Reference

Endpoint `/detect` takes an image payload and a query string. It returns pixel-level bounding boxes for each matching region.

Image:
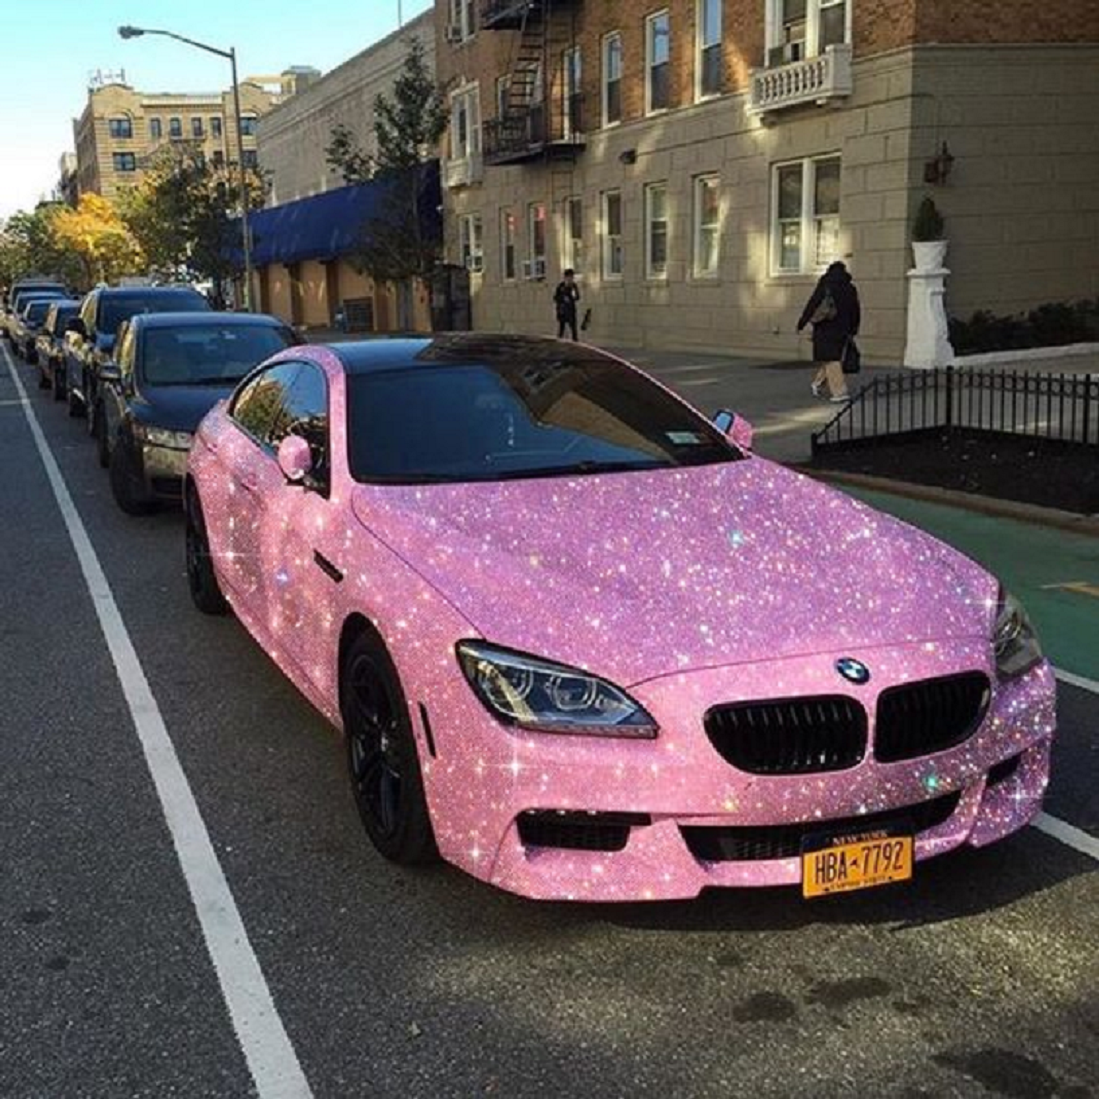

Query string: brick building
[436,0,1099,361]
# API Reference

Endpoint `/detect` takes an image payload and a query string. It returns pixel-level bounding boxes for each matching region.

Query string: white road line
[1055,668,1099,695]
[1032,813,1099,863]
[2,346,313,1098]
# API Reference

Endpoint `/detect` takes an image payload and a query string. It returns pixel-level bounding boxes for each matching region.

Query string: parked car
[34,300,83,397]
[10,297,63,361]
[97,312,300,513]
[63,284,210,424]
[184,335,1056,902]
[6,287,67,343]
[2,279,67,339]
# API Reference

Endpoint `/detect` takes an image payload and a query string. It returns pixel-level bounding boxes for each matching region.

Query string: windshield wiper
[492,459,672,480]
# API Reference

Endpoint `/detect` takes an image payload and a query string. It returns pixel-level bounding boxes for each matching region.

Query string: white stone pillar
[904,262,955,369]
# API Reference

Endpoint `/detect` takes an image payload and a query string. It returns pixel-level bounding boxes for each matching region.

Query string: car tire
[67,377,83,418]
[341,631,438,866]
[52,365,65,402]
[94,406,110,469]
[108,439,154,516]
[85,376,98,436]
[37,366,49,390]
[184,487,229,616]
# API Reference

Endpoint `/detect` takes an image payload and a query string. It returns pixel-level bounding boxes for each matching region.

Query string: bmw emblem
[836,657,871,685]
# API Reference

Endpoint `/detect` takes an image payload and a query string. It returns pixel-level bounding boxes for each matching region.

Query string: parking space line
[2,345,313,1099]
[1032,813,1099,863]
[1055,668,1099,695]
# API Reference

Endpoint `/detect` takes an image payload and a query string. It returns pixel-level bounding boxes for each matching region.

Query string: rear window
[98,291,210,334]
[140,323,296,386]
[24,301,52,323]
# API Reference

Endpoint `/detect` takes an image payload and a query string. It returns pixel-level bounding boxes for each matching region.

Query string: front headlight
[135,424,193,449]
[457,642,658,738]
[993,589,1043,679]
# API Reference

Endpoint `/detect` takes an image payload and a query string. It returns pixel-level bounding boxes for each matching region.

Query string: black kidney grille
[704,696,868,775]
[681,791,962,863]
[875,672,991,763]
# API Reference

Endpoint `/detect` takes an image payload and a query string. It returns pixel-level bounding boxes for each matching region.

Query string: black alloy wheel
[94,404,109,468]
[341,633,437,865]
[108,437,154,516]
[184,487,229,615]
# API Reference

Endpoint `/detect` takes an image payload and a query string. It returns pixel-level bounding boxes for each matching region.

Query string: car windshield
[140,324,297,386]
[99,292,209,334]
[346,347,740,485]
[24,301,52,323]
[14,291,63,314]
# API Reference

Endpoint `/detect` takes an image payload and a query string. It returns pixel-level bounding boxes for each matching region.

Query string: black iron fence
[812,366,1099,455]
[483,92,585,163]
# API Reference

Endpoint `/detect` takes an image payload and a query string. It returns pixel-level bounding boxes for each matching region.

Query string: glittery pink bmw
[185,336,1055,901]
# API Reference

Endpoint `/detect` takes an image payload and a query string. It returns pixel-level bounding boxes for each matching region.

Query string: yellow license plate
[802,832,913,898]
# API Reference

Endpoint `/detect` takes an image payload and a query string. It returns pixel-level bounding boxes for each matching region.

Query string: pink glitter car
[185,336,1055,901]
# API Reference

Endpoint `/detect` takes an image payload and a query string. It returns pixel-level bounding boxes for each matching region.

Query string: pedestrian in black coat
[796,261,861,401]
[553,269,581,341]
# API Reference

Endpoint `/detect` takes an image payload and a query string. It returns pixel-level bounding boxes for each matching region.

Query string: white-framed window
[696,0,723,99]
[645,182,669,280]
[602,32,623,126]
[562,196,583,271]
[448,0,476,43]
[765,0,849,66]
[527,201,547,278]
[495,74,509,118]
[772,155,841,274]
[501,207,517,281]
[459,213,484,273]
[450,84,481,161]
[601,189,623,279]
[646,10,671,114]
[693,174,721,278]
[563,46,583,137]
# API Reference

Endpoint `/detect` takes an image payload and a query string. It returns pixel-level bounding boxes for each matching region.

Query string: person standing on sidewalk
[796,261,861,402]
[553,269,581,341]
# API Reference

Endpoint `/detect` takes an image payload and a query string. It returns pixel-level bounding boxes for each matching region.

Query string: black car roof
[128,311,287,330]
[331,334,607,376]
[93,286,206,299]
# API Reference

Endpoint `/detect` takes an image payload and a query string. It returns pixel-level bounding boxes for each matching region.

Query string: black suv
[63,285,210,426]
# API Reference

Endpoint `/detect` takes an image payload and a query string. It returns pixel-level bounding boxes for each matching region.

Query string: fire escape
[481,0,585,166]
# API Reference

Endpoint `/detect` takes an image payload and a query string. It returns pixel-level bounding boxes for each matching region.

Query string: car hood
[133,383,237,433]
[350,460,996,686]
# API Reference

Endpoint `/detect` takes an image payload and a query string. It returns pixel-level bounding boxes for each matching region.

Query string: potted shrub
[911,195,947,270]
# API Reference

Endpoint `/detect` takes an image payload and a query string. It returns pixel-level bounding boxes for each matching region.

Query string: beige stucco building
[437,0,1099,362]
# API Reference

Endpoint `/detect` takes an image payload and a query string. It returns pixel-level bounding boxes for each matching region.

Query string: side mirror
[276,434,313,484]
[713,408,754,452]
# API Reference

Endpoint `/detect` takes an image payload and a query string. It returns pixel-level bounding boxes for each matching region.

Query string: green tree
[0,203,85,289]
[325,35,446,286]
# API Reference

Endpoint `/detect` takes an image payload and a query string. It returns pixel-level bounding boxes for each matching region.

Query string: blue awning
[245,163,441,268]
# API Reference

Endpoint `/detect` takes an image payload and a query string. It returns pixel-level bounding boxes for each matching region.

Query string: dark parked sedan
[10,297,63,361]
[34,300,83,396]
[96,311,300,513]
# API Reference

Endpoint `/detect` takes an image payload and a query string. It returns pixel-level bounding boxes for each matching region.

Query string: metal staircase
[481,0,585,166]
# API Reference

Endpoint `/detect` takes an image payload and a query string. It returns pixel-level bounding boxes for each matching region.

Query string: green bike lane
[843,488,1099,680]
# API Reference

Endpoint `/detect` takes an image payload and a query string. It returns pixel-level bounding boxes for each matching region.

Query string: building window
[646,11,671,114]
[169,117,182,138]
[495,75,509,118]
[602,32,623,126]
[563,46,583,137]
[194,150,206,170]
[501,208,517,281]
[450,85,481,161]
[459,214,484,273]
[767,0,848,66]
[563,196,583,271]
[527,202,546,278]
[240,115,257,137]
[108,117,133,139]
[242,150,258,169]
[773,155,841,274]
[191,116,204,138]
[448,0,475,42]
[693,175,721,277]
[149,117,162,140]
[212,150,225,169]
[645,182,669,279]
[112,152,137,172]
[601,190,623,280]
[697,0,723,99]
[211,116,223,138]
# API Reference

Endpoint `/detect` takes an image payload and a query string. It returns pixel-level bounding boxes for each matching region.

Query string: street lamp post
[118,24,254,311]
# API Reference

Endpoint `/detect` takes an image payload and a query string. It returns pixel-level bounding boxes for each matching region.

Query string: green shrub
[949,298,1099,354]
[911,196,945,242]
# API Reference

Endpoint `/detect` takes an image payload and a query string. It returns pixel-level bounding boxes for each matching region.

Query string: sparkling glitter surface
[188,340,1057,902]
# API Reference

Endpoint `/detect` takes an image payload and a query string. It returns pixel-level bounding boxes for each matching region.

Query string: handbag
[841,337,861,374]
[809,289,837,325]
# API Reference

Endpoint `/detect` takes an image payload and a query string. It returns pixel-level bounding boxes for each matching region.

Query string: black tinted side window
[230,363,299,448]
[278,364,329,484]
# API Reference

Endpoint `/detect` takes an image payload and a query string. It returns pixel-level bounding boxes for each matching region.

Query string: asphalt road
[2,339,1098,1099]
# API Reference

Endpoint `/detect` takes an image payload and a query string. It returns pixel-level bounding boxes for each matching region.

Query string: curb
[789,465,1099,539]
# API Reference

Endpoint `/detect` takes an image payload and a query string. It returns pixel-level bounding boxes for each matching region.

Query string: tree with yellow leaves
[51,194,144,286]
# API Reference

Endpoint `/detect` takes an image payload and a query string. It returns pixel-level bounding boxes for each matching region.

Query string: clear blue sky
[0,0,434,221]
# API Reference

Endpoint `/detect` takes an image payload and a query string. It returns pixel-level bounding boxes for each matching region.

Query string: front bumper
[140,441,190,498]
[419,640,1055,901]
